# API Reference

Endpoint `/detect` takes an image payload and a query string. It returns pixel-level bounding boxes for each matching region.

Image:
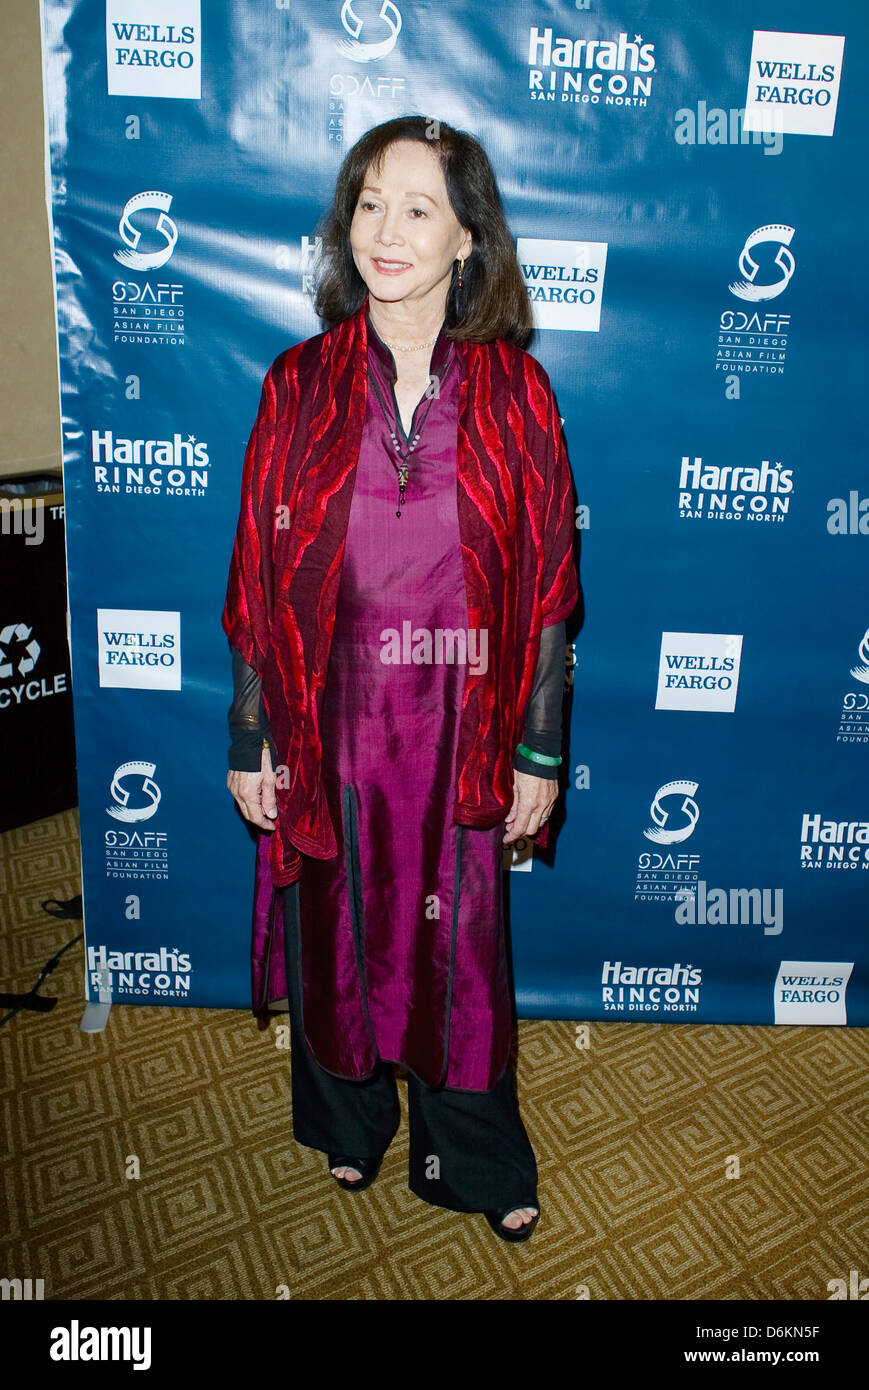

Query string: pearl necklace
[380,334,438,353]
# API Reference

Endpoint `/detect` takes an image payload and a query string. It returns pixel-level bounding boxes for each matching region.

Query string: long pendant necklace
[368,346,455,517]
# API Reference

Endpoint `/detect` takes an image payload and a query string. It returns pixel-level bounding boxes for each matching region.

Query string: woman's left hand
[503,769,559,845]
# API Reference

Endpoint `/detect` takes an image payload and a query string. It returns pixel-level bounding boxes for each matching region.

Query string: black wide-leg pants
[281,882,538,1214]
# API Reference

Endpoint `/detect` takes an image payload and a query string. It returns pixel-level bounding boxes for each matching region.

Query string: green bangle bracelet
[516,742,562,766]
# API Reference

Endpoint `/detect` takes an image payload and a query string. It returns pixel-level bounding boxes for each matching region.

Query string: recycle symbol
[0,622,41,679]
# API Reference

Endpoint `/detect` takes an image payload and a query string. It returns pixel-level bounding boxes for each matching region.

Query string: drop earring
[457,255,464,288]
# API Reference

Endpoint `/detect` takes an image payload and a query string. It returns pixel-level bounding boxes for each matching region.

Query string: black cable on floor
[0,894,84,1025]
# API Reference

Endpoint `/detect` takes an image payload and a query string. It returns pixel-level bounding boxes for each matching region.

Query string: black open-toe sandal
[328,1152,384,1191]
[483,1205,540,1242]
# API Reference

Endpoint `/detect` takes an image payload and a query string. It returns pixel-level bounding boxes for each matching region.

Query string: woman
[222,115,579,1242]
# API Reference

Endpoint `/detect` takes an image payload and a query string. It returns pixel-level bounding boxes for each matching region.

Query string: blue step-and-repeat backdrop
[36,0,867,1027]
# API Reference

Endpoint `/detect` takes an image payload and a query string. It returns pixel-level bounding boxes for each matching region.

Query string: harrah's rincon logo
[678,454,794,524]
[800,812,869,869]
[91,428,209,496]
[528,27,657,107]
[601,960,702,1015]
[87,945,192,1002]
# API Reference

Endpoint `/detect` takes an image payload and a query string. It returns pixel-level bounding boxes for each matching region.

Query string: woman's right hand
[227,744,278,830]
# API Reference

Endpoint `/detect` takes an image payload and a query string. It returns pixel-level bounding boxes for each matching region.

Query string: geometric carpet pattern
[1,808,867,1300]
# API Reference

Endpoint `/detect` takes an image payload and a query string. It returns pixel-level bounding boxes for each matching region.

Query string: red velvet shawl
[222,297,578,886]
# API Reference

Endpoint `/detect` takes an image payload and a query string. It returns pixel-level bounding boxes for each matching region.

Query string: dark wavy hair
[313,115,533,347]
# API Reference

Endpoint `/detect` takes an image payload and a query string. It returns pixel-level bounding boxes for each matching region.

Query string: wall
[1,1,62,482]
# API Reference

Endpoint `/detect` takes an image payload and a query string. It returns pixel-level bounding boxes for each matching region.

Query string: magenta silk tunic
[288,313,512,1093]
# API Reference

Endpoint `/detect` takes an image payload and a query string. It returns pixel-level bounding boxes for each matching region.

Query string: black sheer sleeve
[512,619,566,781]
[229,627,566,778]
[227,642,274,772]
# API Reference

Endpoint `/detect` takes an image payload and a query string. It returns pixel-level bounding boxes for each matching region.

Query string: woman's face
[349,139,472,312]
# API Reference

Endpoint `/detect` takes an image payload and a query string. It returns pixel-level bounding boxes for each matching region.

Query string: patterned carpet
[1,807,866,1301]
